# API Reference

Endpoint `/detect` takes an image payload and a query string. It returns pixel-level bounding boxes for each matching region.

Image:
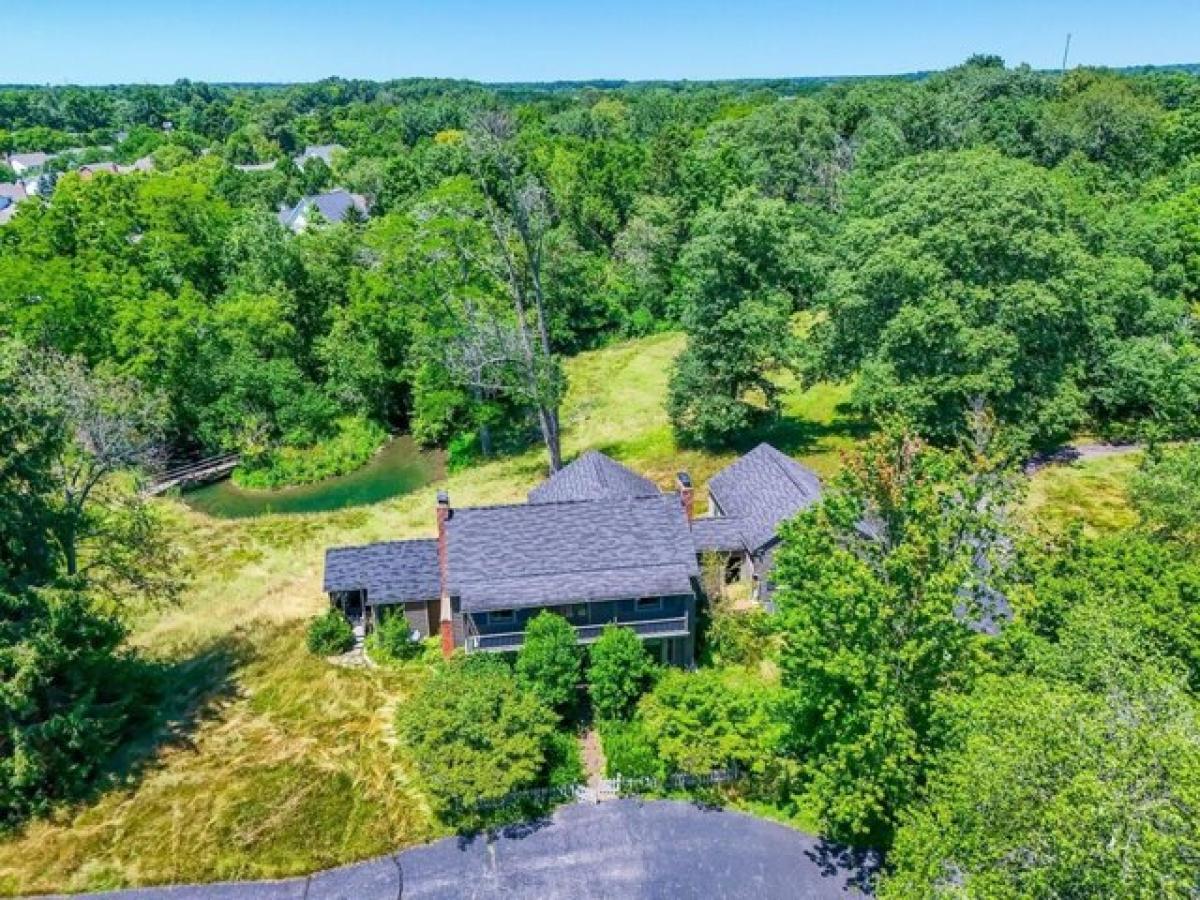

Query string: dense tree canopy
[772,429,1012,842]
[1,65,1198,464]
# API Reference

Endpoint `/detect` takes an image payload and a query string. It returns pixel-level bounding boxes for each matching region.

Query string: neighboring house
[6,152,52,175]
[121,155,155,173]
[277,189,368,233]
[78,157,155,178]
[322,444,822,664]
[0,182,28,203]
[294,143,344,167]
[0,182,30,226]
[78,161,120,178]
[21,174,54,197]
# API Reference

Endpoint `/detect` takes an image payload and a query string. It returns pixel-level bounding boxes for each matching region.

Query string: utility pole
[1061,33,1072,73]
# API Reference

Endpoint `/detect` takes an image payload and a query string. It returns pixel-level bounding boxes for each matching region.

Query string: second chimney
[676,472,694,521]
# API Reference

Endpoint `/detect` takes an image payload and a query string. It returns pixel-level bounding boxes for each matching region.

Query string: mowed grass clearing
[1024,451,1141,536]
[0,331,1138,894]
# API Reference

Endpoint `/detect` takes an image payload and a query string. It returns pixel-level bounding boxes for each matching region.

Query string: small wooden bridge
[144,452,240,496]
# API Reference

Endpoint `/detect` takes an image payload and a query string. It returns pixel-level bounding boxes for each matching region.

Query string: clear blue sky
[4,0,1198,85]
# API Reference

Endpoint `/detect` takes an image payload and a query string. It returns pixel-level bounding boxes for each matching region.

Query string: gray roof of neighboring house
[323,539,439,604]
[707,443,822,551]
[447,495,698,612]
[690,515,748,553]
[0,183,26,202]
[235,161,278,172]
[278,189,368,229]
[80,161,119,174]
[121,156,155,173]
[295,144,343,166]
[529,450,661,504]
[7,152,51,169]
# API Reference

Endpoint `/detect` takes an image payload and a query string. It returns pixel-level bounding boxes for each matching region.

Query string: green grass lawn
[1024,452,1141,536]
[0,332,1139,894]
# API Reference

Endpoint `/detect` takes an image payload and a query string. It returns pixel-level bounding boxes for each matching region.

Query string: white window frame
[487,609,515,626]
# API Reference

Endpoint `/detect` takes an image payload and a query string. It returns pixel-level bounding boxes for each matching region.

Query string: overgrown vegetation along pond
[182,435,444,518]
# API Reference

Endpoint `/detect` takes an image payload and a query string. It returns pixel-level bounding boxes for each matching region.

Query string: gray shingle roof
[6,152,51,170]
[690,515,748,552]
[323,539,439,604]
[529,450,661,504]
[294,144,343,166]
[447,495,698,612]
[707,443,822,551]
[278,189,368,230]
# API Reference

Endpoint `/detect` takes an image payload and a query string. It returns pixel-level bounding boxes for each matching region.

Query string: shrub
[365,611,423,665]
[306,609,354,656]
[516,611,582,716]
[638,668,782,776]
[234,416,386,489]
[707,599,774,667]
[600,718,663,779]
[587,625,656,720]
[545,730,585,787]
[395,655,558,830]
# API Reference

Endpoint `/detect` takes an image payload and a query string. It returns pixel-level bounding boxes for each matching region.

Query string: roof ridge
[455,492,679,514]
[454,560,692,586]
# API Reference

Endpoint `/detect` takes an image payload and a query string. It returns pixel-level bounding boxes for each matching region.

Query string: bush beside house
[306,609,354,655]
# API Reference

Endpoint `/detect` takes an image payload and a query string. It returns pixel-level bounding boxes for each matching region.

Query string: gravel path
[1024,441,1143,473]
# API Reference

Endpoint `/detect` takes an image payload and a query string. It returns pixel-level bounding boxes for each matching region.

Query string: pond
[181,435,444,519]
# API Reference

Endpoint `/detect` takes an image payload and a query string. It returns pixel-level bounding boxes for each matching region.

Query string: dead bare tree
[465,110,564,472]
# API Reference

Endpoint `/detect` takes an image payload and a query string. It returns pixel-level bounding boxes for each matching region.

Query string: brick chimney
[436,490,454,659]
[676,472,694,521]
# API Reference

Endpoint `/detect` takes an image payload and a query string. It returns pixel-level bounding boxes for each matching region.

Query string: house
[691,443,823,604]
[120,155,155,174]
[5,152,51,175]
[21,174,53,197]
[78,162,120,178]
[294,143,344,168]
[78,157,154,178]
[277,189,369,233]
[0,182,28,203]
[322,444,822,665]
[0,182,30,226]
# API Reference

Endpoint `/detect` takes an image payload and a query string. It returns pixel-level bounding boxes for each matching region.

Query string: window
[488,609,515,626]
[563,603,589,622]
[635,597,663,613]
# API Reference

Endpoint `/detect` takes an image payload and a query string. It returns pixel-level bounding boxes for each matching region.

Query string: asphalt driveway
[81,799,877,899]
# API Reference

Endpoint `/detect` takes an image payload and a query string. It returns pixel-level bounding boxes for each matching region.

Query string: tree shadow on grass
[734,403,874,459]
[106,633,250,777]
[75,634,250,811]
